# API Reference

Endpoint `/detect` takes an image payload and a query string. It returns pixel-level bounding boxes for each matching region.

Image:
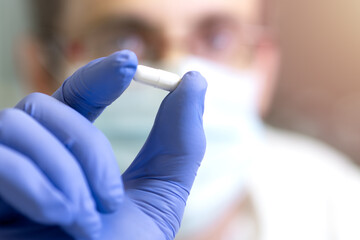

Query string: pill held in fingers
[133,65,182,91]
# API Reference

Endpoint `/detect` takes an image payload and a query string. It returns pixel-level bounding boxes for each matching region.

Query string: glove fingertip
[96,184,124,213]
[64,208,102,240]
[178,71,207,96]
[87,50,138,104]
[52,50,139,122]
[106,50,138,85]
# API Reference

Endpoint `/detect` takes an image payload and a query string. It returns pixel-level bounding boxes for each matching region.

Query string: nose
[159,28,189,64]
[161,46,185,64]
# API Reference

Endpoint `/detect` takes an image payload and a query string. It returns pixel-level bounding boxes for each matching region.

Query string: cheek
[206,46,256,70]
[228,45,256,69]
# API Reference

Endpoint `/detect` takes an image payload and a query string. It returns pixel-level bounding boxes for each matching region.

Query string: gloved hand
[0,50,207,240]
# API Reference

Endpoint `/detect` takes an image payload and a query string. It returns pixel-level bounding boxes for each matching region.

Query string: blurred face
[21,2,277,237]
[24,0,278,115]
[59,0,263,70]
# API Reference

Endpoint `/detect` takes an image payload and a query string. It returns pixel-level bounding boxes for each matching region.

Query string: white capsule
[133,65,182,91]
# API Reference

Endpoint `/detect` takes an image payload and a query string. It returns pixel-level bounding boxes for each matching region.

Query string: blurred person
[5,0,360,239]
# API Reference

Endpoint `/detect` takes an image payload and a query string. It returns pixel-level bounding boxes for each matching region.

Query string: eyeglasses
[75,15,265,66]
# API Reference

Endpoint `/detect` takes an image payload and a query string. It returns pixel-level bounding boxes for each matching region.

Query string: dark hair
[28,0,65,81]
[29,0,64,43]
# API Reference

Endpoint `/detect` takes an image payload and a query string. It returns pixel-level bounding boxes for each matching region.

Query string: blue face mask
[94,56,265,235]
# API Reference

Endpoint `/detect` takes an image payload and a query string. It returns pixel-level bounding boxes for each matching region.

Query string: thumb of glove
[124,70,207,196]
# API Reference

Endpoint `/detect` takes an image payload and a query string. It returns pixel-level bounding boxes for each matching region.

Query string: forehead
[62,0,261,38]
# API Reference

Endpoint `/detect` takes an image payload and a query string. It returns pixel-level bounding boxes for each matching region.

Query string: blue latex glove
[0,50,207,240]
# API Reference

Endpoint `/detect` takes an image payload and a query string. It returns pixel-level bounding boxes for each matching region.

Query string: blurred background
[266,0,360,165]
[0,0,28,108]
[1,0,360,165]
